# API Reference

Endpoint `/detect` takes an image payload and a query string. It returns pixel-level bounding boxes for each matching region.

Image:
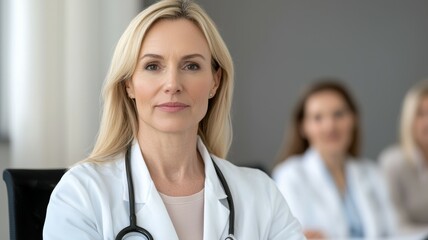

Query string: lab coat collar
[119,139,178,239]
[198,137,230,239]
[303,148,348,236]
[303,148,344,208]
[304,149,382,237]
[119,137,229,239]
[120,139,153,204]
[198,138,228,201]
[120,137,228,203]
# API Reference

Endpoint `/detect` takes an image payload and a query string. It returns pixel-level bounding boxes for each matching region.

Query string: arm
[43,171,101,240]
[272,165,307,228]
[272,165,325,239]
[368,161,398,237]
[379,153,409,232]
[267,176,305,240]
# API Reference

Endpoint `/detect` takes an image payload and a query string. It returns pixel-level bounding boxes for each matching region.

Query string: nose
[324,115,337,131]
[163,68,182,95]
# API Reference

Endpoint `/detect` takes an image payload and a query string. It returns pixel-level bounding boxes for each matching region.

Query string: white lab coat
[43,138,304,240]
[272,149,395,239]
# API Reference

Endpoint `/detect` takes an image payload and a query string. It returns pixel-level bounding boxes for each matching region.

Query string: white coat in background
[43,138,304,240]
[272,149,395,240]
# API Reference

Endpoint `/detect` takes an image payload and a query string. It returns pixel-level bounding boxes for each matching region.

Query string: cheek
[189,79,212,102]
[340,117,355,135]
[193,87,210,115]
[132,79,158,99]
[303,121,322,141]
[413,118,428,140]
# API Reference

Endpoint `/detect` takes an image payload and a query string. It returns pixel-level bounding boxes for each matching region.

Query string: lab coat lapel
[303,149,348,236]
[121,141,178,240]
[347,160,378,237]
[198,139,229,240]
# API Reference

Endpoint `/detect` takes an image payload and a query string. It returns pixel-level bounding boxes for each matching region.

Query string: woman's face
[413,95,428,148]
[126,19,220,135]
[302,90,355,157]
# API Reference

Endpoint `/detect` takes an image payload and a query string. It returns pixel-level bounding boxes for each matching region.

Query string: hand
[304,230,326,239]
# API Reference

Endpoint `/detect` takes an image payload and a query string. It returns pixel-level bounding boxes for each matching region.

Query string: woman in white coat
[43,0,303,239]
[272,80,395,239]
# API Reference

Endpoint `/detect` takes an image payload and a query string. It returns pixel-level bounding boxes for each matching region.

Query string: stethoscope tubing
[116,144,236,240]
[115,145,154,240]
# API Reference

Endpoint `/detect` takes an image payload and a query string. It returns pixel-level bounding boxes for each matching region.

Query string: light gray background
[191,0,428,171]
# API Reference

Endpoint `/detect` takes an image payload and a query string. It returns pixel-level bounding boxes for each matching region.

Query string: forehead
[140,18,211,57]
[305,90,347,112]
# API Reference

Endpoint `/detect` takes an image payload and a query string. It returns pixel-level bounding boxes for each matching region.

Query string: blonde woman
[379,80,428,235]
[43,1,303,239]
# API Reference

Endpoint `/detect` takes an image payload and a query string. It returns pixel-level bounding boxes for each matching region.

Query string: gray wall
[195,0,428,170]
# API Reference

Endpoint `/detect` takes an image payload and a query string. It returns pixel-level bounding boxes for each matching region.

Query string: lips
[156,102,189,112]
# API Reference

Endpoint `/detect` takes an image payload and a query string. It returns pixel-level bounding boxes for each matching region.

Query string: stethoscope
[115,145,236,240]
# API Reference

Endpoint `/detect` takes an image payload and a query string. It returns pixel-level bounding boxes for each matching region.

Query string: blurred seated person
[272,79,395,239]
[379,80,428,236]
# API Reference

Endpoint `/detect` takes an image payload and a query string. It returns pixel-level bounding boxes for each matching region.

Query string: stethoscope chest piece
[225,234,237,240]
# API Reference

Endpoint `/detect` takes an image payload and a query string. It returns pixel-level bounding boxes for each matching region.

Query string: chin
[322,145,347,156]
[153,122,198,134]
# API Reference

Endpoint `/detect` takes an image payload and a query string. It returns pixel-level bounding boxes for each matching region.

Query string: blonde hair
[400,80,428,161]
[87,0,234,162]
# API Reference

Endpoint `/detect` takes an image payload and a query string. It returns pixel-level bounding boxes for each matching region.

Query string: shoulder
[65,160,121,181]
[271,155,305,183]
[211,158,304,238]
[349,157,378,172]
[348,158,387,185]
[211,156,280,198]
[378,145,406,167]
[52,160,122,198]
[211,156,270,185]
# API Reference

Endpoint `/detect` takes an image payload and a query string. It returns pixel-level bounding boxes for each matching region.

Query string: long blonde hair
[88,0,234,162]
[400,80,428,161]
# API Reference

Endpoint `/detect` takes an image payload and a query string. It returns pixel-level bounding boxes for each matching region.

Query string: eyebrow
[139,53,206,61]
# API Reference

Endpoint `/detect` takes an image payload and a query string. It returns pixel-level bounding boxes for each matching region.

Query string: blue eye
[145,64,160,71]
[184,63,200,71]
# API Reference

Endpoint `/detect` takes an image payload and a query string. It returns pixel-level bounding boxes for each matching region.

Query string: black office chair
[3,168,67,240]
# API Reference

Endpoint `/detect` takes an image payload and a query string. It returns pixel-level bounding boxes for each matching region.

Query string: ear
[212,68,221,93]
[125,79,135,99]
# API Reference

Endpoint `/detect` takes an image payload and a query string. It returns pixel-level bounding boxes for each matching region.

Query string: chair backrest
[3,168,66,240]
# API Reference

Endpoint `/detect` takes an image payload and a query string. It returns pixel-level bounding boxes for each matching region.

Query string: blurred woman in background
[379,80,428,235]
[273,79,395,239]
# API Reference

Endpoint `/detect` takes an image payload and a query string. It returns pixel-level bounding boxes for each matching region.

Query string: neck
[137,126,205,196]
[319,150,347,195]
[319,151,346,172]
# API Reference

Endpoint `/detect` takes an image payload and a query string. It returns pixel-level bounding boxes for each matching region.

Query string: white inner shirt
[159,189,205,240]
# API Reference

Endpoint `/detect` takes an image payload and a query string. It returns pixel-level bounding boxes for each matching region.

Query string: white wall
[7,0,141,168]
[0,0,11,237]
[0,0,10,140]
[0,0,141,238]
